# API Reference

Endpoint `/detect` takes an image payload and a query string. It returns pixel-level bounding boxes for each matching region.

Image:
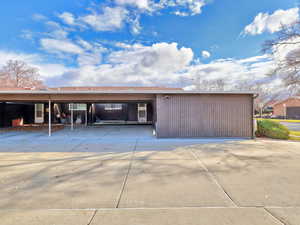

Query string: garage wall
[156,94,253,138]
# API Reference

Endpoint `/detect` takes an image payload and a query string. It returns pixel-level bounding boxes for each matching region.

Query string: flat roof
[0,90,256,95]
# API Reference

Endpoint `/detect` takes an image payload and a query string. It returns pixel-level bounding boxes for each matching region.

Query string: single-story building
[272,96,300,119]
[0,86,255,138]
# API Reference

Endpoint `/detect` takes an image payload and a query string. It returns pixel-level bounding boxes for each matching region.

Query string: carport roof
[0,86,255,95]
[0,90,256,94]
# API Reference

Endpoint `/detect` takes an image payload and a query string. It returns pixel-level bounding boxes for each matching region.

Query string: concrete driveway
[0,126,300,225]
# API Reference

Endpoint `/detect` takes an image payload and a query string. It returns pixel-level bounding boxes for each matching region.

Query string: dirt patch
[2,124,64,133]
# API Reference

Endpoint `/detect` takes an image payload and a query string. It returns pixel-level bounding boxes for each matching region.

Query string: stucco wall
[156,94,253,138]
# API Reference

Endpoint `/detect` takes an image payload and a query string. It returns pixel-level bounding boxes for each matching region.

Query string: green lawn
[256,119,300,141]
[256,118,300,123]
[289,131,300,141]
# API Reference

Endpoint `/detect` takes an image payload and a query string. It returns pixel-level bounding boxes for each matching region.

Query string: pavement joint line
[87,209,98,225]
[189,149,238,208]
[115,139,138,208]
[264,207,286,225]
[0,206,298,211]
[69,139,89,152]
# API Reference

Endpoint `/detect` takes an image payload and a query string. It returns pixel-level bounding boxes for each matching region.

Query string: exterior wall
[156,94,253,138]
[273,98,300,117]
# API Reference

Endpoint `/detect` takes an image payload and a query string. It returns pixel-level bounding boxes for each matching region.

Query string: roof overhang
[0,90,256,95]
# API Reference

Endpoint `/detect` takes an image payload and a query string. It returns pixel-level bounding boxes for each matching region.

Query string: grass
[256,119,300,141]
[289,131,300,141]
[256,118,300,123]
[256,120,290,140]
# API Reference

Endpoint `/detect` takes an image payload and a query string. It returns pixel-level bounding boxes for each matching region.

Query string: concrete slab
[0,159,130,209]
[192,140,300,207]
[0,152,132,161]
[0,210,94,225]
[133,149,194,160]
[91,208,282,225]
[119,159,233,208]
[73,141,135,154]
[267,207,300,225]
[135,138,240,151]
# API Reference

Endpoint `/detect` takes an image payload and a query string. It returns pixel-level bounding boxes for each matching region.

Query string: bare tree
[192,78,226,91]
[263,21,300,92]
[0,60,45,89]
[235,81,282,116]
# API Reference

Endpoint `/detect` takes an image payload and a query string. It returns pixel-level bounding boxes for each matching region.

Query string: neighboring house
[272,96,300,119]
[0,86,255,138]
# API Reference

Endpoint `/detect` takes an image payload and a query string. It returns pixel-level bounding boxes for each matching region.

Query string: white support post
[283,104,287,119]
[71,103,74,130]
[85,104,88,127]
[48,99,52,137]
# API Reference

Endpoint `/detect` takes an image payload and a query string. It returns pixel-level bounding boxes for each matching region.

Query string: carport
[0,87,255,138]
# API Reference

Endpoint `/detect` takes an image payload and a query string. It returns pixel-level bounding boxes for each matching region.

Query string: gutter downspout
[252,94,259,139]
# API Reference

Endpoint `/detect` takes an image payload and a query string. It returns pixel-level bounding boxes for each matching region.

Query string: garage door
[287,107,300,119]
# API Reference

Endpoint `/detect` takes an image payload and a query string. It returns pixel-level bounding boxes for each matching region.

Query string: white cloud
[115,0,151,10]
[45,21,69,39]
[77,52,102,67]
[58,12,76,25]
[159,0,206,16]
[272,36,300,63]
[244,7,299,35]
[55,42,193,86]
[40,38,84,55]
[77,39,93,50]
[32,13,47,21]
[201,50,211,58]
[49,42,277,91]
[51,0,209,36]
[79,7,128,31]
[109,42,193,73]
[129,15,142,34]
[21,30,34,40]
[0,50,71,80]
[174,11,189,16]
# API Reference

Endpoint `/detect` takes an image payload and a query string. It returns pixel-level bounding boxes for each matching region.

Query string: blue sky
[0,0,298,88]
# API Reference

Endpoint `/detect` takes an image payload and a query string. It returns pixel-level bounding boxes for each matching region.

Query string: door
[138,103,147,123]
[35,104,44,123]
[287,107,300,119]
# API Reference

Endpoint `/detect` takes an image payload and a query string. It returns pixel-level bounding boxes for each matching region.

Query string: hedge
[256,120,290,140]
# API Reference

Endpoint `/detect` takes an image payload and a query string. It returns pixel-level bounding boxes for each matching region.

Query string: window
[69,104,87,111]
[35,104,43,117]
[104,104,123,111]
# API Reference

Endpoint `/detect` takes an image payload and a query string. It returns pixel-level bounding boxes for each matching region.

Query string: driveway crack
[264,208,286,225]
[115,139,138,208]
[189,149,238,207]
[87,209,98,225]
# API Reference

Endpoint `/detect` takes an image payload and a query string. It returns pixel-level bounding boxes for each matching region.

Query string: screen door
[35,104,44,123]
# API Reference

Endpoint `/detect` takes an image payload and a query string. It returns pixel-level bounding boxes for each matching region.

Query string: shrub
[256,120,290,140]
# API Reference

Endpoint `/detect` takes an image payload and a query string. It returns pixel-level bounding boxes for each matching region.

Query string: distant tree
[235,81,282,116]
[0,60,45,89]
[192,78,226,91]
[263,21,300,93]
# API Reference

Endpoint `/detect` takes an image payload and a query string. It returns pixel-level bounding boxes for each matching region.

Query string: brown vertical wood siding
[156,94,253,138]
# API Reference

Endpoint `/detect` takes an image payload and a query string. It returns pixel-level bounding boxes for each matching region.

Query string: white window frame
[69,103,87,111]
[104,104,123,111]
